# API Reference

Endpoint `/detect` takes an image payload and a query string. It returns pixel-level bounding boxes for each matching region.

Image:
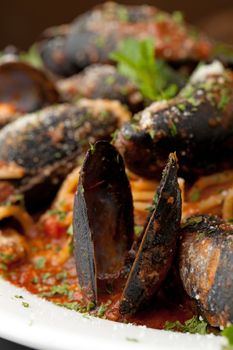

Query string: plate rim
[0,278,226,350]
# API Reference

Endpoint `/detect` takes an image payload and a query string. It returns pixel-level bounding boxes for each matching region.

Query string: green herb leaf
[67,225,73,236]
[190,190,201,202]
[56,271,68,281]
[164,316,207,334]
[111,38,178,101]
[0,253,15,263]
[31,276,39,284]
[134,225,143,237]
[172,11,184,24]
[56,302,82,311]
[146,191,159,212]
[34,256,46,269]
[170,122,177,137]
[42,272,51,282]
[40,284,70,298]
[89,143,96,155]
[0,263,7,271]
[56,300,95,314]
[218,93,230,111]
[47,208,67,222]
[222,325,233,347]
[126,338,139,343]
[19,45,44,69]
[97,300,112,318]
[212,43,233,61]
[4,194,25,208]
[117,6,129,22]
[181,216,203,228]
[22,302,29,308]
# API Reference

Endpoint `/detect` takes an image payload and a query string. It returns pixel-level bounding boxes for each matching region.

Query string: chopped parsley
[222,325,233,350]
[42,272,51,282]
[87,302,96,312]
[4,194,25,208]
[181,215,203,228]
[97,300,112,318]
[55,299,113,319]
[134,225,143,237]
[47,208,67,222]
[0,263,7,271]
[155,12,169,23]
[57,302,82,312]
[170,122,177,137]
[126,338,139,343]
[39,284,70,298]
[0,253,15,263]
[172,11,184,24]
[67,225,73,236]
[89,143,96,155]
[116,6,129,22]
[190,190,201,202]
[164,316,207,334]
[177,102,186,112]
[19,45,44,69]
[15,295,23,299]
[51,284,69,296]
[218,93,230,111]
[80,185,85,194]
[105,75,115,86]
[22,302,29,308]
[34,256,46,270]
[111,38,178,101]
[148,128,156,139]
[56,300,95,313]
[95,36,105,49]
[56,271,67,281]
[31,276,39,284]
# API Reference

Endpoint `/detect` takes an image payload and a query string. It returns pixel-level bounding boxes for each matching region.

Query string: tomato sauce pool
[0,220,194,329]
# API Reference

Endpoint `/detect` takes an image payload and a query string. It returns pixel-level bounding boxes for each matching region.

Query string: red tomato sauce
[0,216,194,329]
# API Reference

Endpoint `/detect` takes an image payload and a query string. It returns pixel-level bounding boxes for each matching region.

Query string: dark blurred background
[0,0,233,50]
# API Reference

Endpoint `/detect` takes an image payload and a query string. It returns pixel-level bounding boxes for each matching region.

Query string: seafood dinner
[1,1,233,338]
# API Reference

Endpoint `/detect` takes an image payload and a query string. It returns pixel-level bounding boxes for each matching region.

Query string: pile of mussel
[1,1,233,330]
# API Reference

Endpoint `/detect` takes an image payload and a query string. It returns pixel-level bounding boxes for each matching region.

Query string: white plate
[0,279,226,350]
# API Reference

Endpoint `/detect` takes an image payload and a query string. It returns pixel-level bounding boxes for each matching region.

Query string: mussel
[0,100,130,208]
[38,24,76,77]
[73,141,181,315]
[73,141,134,303]
[179,214,233,328]
[115,61,233,178]
[0,60,60,127]
[57,64,144,112]
[39,2,212,76]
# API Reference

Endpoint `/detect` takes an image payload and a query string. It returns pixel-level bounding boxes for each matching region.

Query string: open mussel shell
[73,141,134,304]
[0,61,60,127]
[179,215,233,327]
[119,153,181,315]
[73,144,181,314]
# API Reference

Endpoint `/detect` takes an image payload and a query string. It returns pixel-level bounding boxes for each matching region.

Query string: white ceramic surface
[0,279,226,350]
